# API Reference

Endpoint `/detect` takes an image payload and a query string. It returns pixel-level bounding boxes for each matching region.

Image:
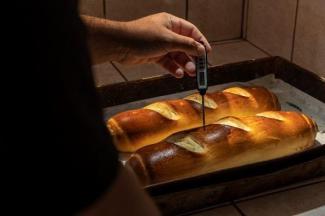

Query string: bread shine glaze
[127,111,317,185]
[108,86,280,152]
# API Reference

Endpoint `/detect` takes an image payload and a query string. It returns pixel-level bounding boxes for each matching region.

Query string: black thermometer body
[196,47,208,95]
[196,44,208,129]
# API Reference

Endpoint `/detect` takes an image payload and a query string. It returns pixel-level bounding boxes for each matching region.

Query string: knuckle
[162,33,174,44]
[188,38,197,47]
[159,12,169,17]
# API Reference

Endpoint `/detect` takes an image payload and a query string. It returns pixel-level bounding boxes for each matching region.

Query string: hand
[83,13,211,78]
[116,13,212,78]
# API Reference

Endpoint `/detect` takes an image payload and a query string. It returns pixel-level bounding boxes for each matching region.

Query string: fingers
[167,32,206,56]
[168,15,212,53]
[157,52,197,78]
[169,52,196,77]
[157,55,184,78]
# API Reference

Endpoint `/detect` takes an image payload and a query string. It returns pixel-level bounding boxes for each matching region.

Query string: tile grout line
[240,0,248,39]
[290,0,300,62]
[234,179,325,203]
[111,62,128,81]
[231,201,247,216]
[177,202,231,216]
[210,39,244,46]
[244,0,250,39]
[209,37,243,44]
[185,0,189,20]
[245,39,272,56]
[102,0,106,18]
[239,0,244,38]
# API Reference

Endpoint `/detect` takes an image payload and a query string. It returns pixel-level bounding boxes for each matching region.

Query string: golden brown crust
[126,111,317,185]
[107,86,281,152]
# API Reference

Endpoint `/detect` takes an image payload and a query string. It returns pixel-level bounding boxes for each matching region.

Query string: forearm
[81,15,128,64]
[78,165,161,216]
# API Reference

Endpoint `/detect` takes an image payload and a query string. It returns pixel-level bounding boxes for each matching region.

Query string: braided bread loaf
[127,111,317,185]
[107,86,280,152]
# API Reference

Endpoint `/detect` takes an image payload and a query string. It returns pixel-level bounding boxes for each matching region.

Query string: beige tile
[188,0,243,42]
[92,62,125,87]
[235,175,325,202]
[189,205,241,216]
[236,182,325,216]
[293,0,325,78]
[79,0,104,17]
[114,62,168,81]
[105,0,186,21]
[247,0,298,59]
[208,40,268,66]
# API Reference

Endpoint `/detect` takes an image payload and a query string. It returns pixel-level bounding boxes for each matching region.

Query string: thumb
[167,32,206,56]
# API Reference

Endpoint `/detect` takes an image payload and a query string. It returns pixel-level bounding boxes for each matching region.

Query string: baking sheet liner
[103,74,325,145]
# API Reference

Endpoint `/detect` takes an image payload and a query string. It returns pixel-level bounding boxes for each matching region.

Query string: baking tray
[98,56,325,215]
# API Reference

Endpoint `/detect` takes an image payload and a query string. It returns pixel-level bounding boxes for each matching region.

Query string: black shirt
[5,0,118,214]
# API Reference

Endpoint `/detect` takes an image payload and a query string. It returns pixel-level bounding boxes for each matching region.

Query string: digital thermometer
[196,44,208,129]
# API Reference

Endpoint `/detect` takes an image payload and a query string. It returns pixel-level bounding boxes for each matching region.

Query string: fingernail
[197,44,205,56]
[185,61,196,72]
[175,68,184,78]
[206,43,212,52]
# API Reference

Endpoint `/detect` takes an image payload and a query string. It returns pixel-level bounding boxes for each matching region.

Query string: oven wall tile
[189,205,241,216]
[293,0,325,78]
[208,40,268,66]
[236,182,325,216]
[188,0,243,42]
[246,0,298,59]
[79,0,104,17]
[113,62,168,81]
[92,62,125,87]
[105,0,186,21]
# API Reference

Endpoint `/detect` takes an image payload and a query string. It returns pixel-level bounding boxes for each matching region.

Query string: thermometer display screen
[200,72,205,85]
